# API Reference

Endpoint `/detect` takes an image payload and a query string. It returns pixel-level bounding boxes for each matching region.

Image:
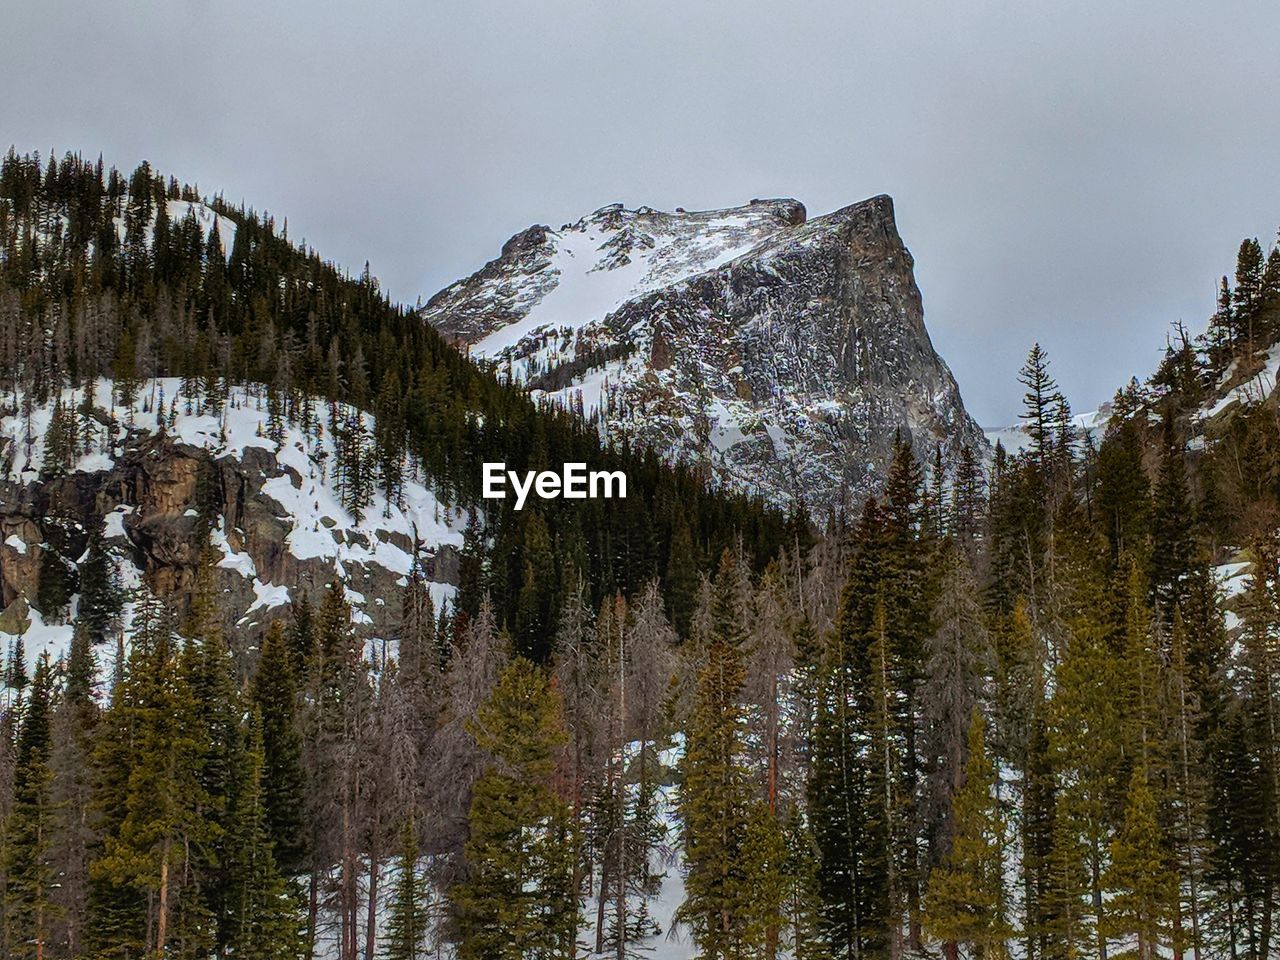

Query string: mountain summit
[423,195,986,516]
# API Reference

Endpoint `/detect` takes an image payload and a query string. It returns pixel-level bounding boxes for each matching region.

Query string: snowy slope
[984,406,1111,456]
[112,198,238,258]
[0,378,464,675]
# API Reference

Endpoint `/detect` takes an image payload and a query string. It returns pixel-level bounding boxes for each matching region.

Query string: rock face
[423,195,986,516]
[0,382,463,657]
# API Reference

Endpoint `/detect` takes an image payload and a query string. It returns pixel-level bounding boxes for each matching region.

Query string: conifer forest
[0,148,1278,960]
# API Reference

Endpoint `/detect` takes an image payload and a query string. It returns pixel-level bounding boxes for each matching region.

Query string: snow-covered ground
[111,198,237,259]
[309,737,698,960]
[1203,343,1280,417]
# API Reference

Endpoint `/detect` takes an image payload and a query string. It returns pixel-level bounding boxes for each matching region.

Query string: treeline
[0,148,801,652]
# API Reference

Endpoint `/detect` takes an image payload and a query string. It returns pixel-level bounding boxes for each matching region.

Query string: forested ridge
[0,148,1278,960]
[0,148,799,650]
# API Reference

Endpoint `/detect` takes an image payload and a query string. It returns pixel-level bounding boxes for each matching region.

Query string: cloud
[4,0,1279,422]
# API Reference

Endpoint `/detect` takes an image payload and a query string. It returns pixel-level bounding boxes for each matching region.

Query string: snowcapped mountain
[423,195,987,517]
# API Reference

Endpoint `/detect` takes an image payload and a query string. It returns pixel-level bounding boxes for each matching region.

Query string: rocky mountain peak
[423,195,986,517]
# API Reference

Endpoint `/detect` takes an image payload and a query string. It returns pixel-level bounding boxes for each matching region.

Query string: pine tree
[741,801,791,959]
[4,654,58,960]
[78,526,123,645]
[1149,412,1194,617]
[1048,623,1123,960]
[810,501,896,960]
[90,626,216,958]
[452,658,576,960]
[1022,707,1058,960]
[42,397,76,476]
[47,623,98,958]
[1019,343,1063,468]
[35,545,71,621]
[514,511,557,660]
[1102,769,1177,960]
[924,711,1011,960]
[183,548,244,950]
[252,620,308,873]
[677,549,754,960]
[1166,610,1208,960]
[1233,238,1265,350]
[922,543,991,866]
[665,512,701,638]
[382,819,428,960]
[224,712,304,960]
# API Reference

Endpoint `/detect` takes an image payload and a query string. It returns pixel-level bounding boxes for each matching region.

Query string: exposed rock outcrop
[0,384,462,651]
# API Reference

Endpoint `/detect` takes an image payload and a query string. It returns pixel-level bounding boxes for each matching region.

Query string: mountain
[423,195,987,517]
[0,151,794,660]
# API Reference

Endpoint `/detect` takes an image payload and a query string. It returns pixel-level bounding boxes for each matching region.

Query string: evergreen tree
[1233,238,1265,349]
[677,550,754,960]
[35,545,72,621]
[251,621,308,873]
[42,397,77,476]
[1048,622,1122,960]
[452,658,576,960]
[224,712,304,960]
[4,654,58,960]
[1101,768,1176,960]
[924,711,1010,960]
[90,627,216,958]
[382,819,428,960]
[922,543,991,866]
[78,526,123,645]
[1149,412,1194,617]
[1018,343,1063,468]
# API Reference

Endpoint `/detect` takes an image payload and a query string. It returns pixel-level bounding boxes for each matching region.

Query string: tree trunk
[1091,846,1106,960]
[365,849,380,960]
[595,854,611,955]
[155,851,170,956]
[307,871,320,960]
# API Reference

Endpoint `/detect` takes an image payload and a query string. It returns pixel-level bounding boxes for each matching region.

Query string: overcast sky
[5,0,1280,424]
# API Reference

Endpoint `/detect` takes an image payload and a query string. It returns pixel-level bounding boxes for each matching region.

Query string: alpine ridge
[423,194,988,517]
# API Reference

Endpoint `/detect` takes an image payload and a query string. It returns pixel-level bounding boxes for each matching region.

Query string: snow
[103,505,132,540]
[0,377,465,650]
[243,579,291,620]
[474,227,652,356]
[984,407,1109,456]
[111,199,237,260]
[467,203,788,370]
[4,535,27,554]
[1215,560,1252,599]
[211,523,258,578]
[1204,344,1280,416]
[2,604,75,672]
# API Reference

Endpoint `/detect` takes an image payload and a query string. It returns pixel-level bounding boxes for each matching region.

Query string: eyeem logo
[482,462,627,511]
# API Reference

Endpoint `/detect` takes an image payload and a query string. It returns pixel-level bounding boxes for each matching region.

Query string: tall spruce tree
[452,658,576,960]
[382,819,428,960]
[4,654,57,960]
[224,712,304,960]
[924,711,1010,960]
[251,621,308,874]
[1101,768,1176,960]
[677,550,754,960]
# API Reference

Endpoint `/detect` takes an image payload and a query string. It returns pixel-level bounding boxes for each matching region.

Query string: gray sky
[5,0,1280,424]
